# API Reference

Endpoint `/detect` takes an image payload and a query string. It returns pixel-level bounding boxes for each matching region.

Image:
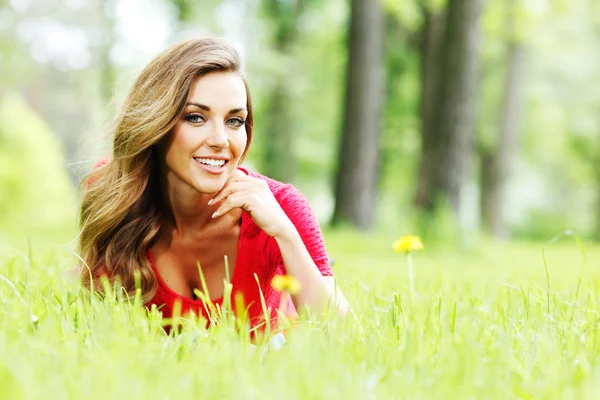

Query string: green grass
[2,230,600,399]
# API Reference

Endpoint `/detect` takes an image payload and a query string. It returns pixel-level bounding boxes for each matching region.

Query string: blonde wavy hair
[78,37,254,303]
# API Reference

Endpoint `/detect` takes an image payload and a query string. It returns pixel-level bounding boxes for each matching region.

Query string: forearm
[274,224,349,317]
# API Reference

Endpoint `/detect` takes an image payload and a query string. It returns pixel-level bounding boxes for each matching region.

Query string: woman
[79,37,348,329]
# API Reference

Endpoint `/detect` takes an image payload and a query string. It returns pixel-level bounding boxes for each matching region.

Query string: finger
[209,175,264,205]
[215,170,249,194]
[212,192,250,218]
[208,181,240,206]
[230,170,262,185]
[223,169,252,187]
[232,169,252,180]
[208,181,254,206]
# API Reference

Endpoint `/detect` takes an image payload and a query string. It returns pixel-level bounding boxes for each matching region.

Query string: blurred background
[1,0,599,252]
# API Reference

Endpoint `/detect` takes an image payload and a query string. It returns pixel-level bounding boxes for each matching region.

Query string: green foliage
[250,0,348,196]
[3,0,600,241]
[382,0,423,31]
[0,361,22,400]
[512,209,573,241]
[382,0,446,30]
[292,3,347,185]
[0,93,77,249]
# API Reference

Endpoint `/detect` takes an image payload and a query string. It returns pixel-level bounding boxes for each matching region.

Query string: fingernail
[212,211,219,218]
[207,199,213,205]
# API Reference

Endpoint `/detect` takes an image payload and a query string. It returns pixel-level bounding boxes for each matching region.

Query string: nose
[206,121,229,150]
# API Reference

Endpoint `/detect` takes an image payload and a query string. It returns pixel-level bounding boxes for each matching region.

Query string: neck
[160,176,217,238]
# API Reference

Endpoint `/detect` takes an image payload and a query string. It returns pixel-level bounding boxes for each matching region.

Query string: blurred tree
[0,92,77,245]
[568,0,600,240]
[414,1,445,210]
[172,0,225,33]
[379,5,420,201]
[173,0,194,22]
[0,3,31,92]
[591,0,600,240]
[97,0,117,105]
[331,0,384,230]
[260,0,309,183]
[256,0,348,215]
[480,0,527,239]
[414,0,484,227]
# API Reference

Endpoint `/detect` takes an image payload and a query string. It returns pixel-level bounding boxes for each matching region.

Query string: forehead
[187,72,247,109]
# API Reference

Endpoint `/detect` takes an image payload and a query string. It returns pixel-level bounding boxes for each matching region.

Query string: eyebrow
[186,102,247,114]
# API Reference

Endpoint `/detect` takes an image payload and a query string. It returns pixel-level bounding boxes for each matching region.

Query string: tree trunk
[331,0,383,230]
[261,0,304,183]
[263,77,295,182]
[419,0,484,219]
[481,40,526,238]
[414,7,446,209]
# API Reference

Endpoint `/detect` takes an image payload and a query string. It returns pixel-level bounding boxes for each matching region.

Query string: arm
[209,172,349,318]
[273,223,349,317]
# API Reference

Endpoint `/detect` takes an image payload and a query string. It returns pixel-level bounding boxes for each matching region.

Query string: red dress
[145,168,333,329]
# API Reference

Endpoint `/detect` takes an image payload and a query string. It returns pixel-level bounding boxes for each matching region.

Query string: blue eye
[185,113,205,124]
[226,118,245,128]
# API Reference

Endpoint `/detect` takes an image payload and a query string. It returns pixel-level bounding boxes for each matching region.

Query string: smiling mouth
[193,157,229,168]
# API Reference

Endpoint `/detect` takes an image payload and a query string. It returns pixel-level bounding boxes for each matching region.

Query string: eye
[226,117,245,128]
[184,113,206,124]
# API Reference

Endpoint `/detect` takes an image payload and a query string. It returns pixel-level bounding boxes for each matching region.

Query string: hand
[208,171,294,238]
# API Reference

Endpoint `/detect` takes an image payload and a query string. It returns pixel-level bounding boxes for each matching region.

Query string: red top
[146,167,333,329]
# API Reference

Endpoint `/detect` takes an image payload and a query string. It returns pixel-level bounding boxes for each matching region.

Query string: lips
[192,156,230,175]
[193,157,228,168]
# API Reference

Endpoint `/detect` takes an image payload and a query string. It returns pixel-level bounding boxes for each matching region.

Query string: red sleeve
[268,184,333,277]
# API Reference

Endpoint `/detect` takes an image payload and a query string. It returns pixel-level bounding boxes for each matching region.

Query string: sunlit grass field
[2,230,600,399]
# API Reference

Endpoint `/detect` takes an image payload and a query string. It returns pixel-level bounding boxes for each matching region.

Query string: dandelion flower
[271,275,302,295]
[393,235,424,254]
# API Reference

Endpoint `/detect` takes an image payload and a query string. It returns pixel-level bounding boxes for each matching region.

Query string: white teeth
[195,158,226,168]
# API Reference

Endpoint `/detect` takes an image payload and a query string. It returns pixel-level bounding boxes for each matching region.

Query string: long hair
[78,38,254,303]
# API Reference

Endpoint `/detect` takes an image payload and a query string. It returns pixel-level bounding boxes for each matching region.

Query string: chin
[193,176,228,194]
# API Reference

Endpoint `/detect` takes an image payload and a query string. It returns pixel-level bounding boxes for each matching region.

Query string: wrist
[273,220,299,242]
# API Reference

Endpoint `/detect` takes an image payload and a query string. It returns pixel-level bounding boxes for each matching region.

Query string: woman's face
[162,71,248,195]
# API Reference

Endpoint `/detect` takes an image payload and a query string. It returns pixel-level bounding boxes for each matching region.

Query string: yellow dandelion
[271,275,302,295]
[393,235,424,254]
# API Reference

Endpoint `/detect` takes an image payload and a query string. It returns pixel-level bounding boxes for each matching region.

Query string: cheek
[234,129,249,157]
[165,125,193,166]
